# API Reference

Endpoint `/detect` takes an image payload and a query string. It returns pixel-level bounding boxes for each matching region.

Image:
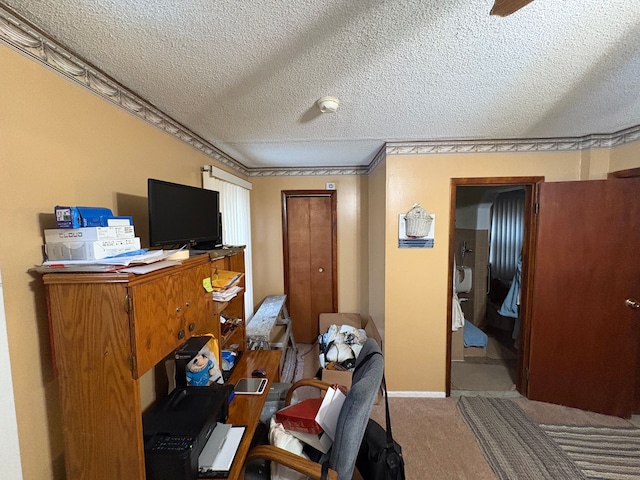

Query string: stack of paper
[211,269,244,290]
[213,285,242,302]
[31,249,185,274]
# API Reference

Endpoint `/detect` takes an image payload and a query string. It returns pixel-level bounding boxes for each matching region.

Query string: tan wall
[383,151,583,393]
[610,139,640,173]
[1,45,247,480]
[579,147,610,180]
[250,175,369,316]
[367,158,387,338]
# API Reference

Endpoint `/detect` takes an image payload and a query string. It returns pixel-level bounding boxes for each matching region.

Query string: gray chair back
[327,338,384,479]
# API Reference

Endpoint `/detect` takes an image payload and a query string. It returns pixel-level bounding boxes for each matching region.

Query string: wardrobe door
[282,191,337,343]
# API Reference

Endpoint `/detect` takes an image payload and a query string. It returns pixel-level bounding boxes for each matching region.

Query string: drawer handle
[188,322,196,332]
[176,306,182,313]
[177,329,185,340]
[185,301,191,308]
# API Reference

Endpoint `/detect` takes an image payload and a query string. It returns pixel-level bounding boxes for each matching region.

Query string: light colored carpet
[368,397,497,480]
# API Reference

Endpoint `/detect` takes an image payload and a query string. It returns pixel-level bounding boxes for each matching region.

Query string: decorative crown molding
[2,4,639,178]
[386,125,640,157]
[248,165,369,177]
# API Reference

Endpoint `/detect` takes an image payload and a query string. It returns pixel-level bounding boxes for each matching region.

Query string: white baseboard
[388,391,446,398]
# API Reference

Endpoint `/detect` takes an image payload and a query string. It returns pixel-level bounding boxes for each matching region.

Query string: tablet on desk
[234,378,268,395]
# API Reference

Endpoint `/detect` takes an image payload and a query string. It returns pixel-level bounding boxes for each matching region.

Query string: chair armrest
[243,445,338,480]
[285,378,332,405]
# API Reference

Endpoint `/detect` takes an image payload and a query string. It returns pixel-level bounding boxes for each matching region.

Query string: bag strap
[381,374,394,447]
[352,350,382,374]
[354,350,395,447]
[320,460,329,480]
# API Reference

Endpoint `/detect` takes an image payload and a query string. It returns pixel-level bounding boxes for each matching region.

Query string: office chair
[243,338,384,480]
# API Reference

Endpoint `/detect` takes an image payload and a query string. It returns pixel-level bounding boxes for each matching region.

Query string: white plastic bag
[269,418,309,480]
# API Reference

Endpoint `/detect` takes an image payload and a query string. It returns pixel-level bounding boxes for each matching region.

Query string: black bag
[356,376,406,480]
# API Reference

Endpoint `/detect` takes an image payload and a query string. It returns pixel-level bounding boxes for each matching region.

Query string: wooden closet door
[282,191,337,343]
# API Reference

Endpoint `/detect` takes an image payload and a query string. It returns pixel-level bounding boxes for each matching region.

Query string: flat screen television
[148,178,222,250]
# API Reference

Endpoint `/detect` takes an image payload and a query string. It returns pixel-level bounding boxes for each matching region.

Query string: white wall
[0,269,23,479]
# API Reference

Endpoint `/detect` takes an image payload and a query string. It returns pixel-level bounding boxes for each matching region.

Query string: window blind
[202,168,254,319]
[489,190,524,282]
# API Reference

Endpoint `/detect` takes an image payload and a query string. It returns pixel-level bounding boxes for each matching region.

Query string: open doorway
[446,177,543,397]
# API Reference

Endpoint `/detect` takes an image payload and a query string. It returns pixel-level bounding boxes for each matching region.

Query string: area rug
[279,344,305,384]
[540,423,640,479]
[279,346,296,383]
[457,396,586,479]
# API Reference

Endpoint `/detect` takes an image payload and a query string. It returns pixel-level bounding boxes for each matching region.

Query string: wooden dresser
[43,249,245,480]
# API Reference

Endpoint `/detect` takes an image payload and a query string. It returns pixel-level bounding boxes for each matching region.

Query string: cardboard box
[45,237,141,261]
[318,313,382,389]
[45,225,135,243]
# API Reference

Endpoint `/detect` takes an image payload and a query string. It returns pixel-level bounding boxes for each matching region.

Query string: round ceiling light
[316,96,340,113]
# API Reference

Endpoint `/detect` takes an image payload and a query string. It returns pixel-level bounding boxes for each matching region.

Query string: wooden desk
[42,251,247,480]
[218,349,282,480]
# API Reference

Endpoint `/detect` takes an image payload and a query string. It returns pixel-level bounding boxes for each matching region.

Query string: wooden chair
[242,338,384,480]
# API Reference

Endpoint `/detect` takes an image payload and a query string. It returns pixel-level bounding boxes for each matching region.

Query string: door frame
[281,190,339,315]
[447,176,544,396]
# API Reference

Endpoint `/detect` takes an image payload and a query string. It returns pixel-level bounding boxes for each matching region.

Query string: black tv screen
[148,178,221,249]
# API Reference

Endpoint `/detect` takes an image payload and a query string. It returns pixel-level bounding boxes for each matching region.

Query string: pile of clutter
[269,383,347,477]
[44,206,141,261]
[318,324,368,372]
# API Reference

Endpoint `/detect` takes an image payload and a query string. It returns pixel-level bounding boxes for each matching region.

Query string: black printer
[143,384,233,480]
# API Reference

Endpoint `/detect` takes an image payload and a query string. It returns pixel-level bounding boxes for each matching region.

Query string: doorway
[447,177,543,397]
[282,190,338,343]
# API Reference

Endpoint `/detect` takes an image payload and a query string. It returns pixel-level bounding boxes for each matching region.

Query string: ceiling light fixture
[316,96,340,113]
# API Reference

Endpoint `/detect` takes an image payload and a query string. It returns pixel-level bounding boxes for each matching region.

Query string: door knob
[318,267,324,273]
[625,299,640,309]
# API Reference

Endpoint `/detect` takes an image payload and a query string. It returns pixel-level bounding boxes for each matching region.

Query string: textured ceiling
[3,0,640,170]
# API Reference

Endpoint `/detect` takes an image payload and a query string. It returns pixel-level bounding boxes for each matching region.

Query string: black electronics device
[148,178,222,250]
[143,384,233,480]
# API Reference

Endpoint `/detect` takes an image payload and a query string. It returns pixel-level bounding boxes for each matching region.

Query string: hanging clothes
[498,253,522,340]
[452,292,465,332]
[452,258,465,331]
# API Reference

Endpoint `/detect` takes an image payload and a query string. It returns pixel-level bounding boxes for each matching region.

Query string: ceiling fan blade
[490,0,534,16]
